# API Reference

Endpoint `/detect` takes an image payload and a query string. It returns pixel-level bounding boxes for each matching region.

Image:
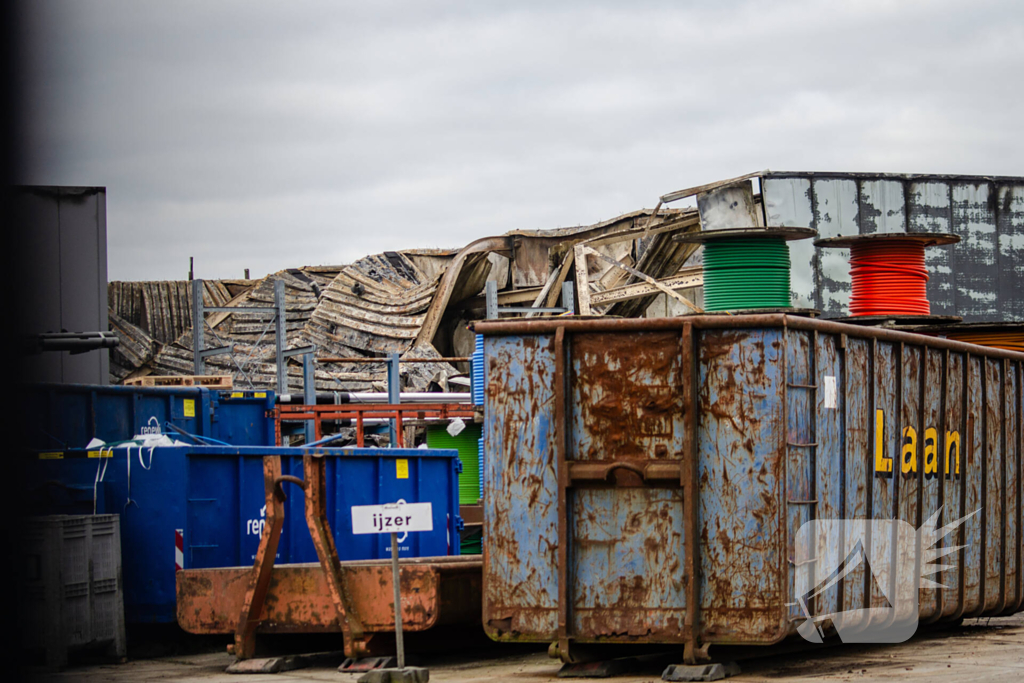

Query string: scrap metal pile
[107,207,706,393]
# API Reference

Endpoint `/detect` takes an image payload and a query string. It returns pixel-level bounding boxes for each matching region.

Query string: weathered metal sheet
[763,178,816,309]
[570,332,687,639]
[907,182,956,316]
[699,328,786,643]
[482,334,560,640]
[176,557,481,634]
[811,178,858,313]
[478,315,1024,656]
[951,183,999,320]
[858,180,906,234]
[761,172,1024,320]
[997,187,1024,318]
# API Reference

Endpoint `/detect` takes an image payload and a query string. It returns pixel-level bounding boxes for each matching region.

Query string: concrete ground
[26,613,1024,683]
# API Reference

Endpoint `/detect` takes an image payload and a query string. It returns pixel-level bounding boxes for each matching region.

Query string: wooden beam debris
[577,246,703,314]
[573,244,593,316]
[659,170,769,204]
[589,268,703,307]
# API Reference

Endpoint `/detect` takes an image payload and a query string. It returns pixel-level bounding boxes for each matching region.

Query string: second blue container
[26,445,462,623]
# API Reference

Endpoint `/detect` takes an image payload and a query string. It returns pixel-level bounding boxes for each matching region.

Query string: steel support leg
[233,456,285,660]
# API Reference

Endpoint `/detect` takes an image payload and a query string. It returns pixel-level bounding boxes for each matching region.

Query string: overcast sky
[17,0,1024,282]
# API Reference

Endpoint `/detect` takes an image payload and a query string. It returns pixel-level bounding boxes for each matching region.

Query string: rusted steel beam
[316,357,470,364]
[554,326,572,661]
[273,403,476,446]
[177,557,483,635]
[276,404,475,417]
[472,315,1024,362]
[680,322,702,663]
[567,460,682,484]
[233,456,286,660]
[302,454,369,656]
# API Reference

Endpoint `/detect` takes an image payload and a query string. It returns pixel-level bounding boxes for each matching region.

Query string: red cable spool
[848,240,930,316]
[814,232,961,319]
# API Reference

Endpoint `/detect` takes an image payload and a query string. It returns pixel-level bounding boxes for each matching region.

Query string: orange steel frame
[274,403,477,447]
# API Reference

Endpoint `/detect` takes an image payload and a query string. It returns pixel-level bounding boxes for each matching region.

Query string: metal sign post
[351,500,433,681]
[390,529,404,669]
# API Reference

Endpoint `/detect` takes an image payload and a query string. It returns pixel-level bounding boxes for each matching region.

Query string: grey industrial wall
[13,186,109,384]
[761,172,1024,321]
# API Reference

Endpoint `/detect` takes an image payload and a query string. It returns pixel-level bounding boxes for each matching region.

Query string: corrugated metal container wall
[477,315,1023,658]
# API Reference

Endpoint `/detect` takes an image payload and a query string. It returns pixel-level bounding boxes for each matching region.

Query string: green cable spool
[460,527,483,555]
[702,236,792,311]
[426,422,482,505]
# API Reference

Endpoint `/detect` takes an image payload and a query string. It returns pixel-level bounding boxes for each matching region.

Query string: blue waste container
[25,445,462,623]
[210,390,276,446]
[22,383,278,452]
[23,383,216,451]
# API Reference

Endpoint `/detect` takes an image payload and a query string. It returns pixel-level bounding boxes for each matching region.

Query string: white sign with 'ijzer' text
[351,502,433,535]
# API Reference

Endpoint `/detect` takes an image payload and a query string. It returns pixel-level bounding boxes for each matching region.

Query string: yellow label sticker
[88,450,112,458]
[230,392,243,398]
[38,452,63,460]
[183,399,195,418]
[396,459,409,479]
[255,392,266,398]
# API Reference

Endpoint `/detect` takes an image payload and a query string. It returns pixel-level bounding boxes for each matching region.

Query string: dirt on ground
[24,613,1024,683]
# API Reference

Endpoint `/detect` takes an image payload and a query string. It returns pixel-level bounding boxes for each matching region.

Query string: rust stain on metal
[480,314,1024,656]
[177,558,481,635]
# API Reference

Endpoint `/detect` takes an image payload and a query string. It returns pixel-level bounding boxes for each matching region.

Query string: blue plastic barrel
[472,334,485,405]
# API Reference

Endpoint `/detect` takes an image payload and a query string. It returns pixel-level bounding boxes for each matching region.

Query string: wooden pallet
[124,374,233,389]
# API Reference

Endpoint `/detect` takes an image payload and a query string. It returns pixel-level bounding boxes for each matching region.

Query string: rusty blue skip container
[25,446,462,623]
[475,314,1024,663]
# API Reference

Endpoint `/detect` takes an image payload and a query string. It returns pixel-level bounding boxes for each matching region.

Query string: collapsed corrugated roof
[108,206,706,391]
[305,252,439,357]
[108,311,156,382]
[108,279,235,344]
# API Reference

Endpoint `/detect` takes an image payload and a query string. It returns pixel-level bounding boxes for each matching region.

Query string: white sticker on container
[823,376,837,409]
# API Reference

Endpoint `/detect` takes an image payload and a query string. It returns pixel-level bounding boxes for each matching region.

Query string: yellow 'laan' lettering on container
[923,427,938,479]
[873,409,961,480]
[944,430,960,478]
[875,409,893,477]
[901,426,917,477]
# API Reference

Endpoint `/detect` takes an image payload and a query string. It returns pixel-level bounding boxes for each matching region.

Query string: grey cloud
[17,0,1024,280]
